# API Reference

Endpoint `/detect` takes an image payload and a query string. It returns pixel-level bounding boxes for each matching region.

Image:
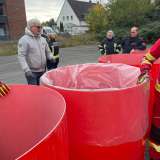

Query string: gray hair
[107,30,115,37]
[27,18,41,30]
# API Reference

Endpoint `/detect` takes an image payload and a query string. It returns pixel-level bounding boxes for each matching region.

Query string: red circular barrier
[98,53,160,136]
[0,85,68,160]
[41,63,149,160]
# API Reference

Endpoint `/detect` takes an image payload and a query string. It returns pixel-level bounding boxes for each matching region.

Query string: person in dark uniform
[98,30,121,55]
[47,34,60,70]
[121,26,146,54]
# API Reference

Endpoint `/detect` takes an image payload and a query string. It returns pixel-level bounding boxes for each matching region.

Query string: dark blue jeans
[25,72,45,85]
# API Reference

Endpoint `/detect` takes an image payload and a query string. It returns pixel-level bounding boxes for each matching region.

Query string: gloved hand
[137,66,150,84]
[98,45,104,50]
[137,72,150,84]
[25,71,35,78]
[130,49,135,53]
[48,58,56,64]
[98,45,105,55]
[138,62,151,83]
[0,81,10,97]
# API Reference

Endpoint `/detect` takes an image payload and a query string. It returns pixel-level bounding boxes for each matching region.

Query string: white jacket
[18,28,53,73]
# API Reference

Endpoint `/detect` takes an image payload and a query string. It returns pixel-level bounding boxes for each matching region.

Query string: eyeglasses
[36,26,42,29]
[32,26,42,29]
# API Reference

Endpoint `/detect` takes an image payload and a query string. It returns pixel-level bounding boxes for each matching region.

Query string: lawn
[0,41,17,56]
[0,33,97,56]
[0,37,152,57]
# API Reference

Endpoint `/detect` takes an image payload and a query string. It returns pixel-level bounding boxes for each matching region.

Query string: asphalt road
[0,45,99,84]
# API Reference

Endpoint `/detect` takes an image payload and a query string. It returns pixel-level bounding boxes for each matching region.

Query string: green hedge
[140,21,160,43]
[96,21,160,44]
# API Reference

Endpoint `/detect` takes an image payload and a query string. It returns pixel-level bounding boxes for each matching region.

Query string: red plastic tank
[41,63,149,160]
[98,54,160,134]
[0,85,68,160]
[98,54,160,91]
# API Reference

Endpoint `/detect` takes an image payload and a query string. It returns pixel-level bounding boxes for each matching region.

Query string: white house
[56,0,96,35]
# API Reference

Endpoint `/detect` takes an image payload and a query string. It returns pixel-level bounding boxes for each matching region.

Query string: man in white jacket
[18,18,54,85]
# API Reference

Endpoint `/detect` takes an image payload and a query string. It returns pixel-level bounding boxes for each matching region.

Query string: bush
[96,27,129,43]
[96,30,106,42]
[113,27,129,39]
[57,33,97,47]
[96,20,160,45]
[140,21,160,43]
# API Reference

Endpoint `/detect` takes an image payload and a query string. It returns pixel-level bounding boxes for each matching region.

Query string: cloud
[25,0,107,22]
[25,0,65,22]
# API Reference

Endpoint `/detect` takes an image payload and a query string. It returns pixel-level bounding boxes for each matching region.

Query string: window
[0,28,5,36]
[0,23,6,36]
[71,16,73,20]
[67,16,69,21]
[63,16,65,21]
[0,4,4,15]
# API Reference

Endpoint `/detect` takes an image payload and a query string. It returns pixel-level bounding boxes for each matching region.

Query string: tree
[42,18,56,27]
[85,4,108,33]
[154,0,160,7]
[85,0,158,42]
[107,0,154,27]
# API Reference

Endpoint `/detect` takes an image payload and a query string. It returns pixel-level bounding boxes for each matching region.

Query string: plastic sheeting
[43,63,140,90]
[0,85,68,160]
[41,63,149,160]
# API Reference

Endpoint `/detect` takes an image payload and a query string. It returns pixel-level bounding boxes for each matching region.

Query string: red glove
[0,81,10,97]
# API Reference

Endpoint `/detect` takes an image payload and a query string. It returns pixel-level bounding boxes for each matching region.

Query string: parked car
[42,26,57,35]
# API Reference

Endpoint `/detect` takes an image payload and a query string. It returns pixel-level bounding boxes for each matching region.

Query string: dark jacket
[48,38,59,56]
[100,38,120,55]
[47,38,60,69]
[41,34,60,69]
[121,36,146,53]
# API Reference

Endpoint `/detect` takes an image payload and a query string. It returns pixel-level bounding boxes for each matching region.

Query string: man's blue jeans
[25,72,45,85]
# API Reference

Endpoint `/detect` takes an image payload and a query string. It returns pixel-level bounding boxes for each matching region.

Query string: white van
[43,26,56,35]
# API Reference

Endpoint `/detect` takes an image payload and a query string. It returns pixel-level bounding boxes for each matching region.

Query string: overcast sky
[24,0,107,22]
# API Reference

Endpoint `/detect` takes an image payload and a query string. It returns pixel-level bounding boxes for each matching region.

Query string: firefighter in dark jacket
[121,26,146,53]
[47,34,60,70]
[98,30,121,55]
